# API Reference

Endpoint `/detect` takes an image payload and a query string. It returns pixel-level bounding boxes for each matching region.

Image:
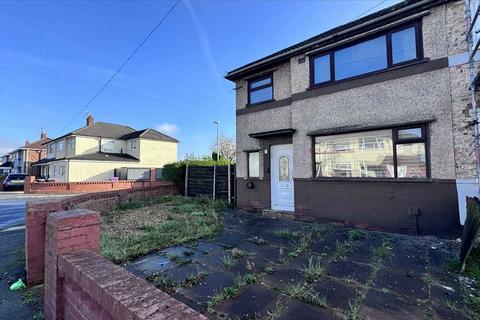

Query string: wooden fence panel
[186,165,235,203]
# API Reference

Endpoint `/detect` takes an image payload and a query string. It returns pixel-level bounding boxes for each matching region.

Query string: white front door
[271,144,294,212]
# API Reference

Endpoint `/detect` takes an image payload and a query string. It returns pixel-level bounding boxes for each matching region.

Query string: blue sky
[0,0,401,158]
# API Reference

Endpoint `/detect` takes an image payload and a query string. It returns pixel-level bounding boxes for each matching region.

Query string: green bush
[162,157,234,194]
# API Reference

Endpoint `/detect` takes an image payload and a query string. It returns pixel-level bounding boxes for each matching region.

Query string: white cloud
[156,123,179,136]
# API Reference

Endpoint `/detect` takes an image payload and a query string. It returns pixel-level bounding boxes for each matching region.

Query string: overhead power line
[56,0,182,135]
[353,0,389,20]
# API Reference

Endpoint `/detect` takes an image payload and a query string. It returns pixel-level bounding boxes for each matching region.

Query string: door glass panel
[279,156,290,181]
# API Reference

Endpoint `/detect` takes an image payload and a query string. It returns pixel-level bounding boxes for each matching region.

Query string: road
[0,192,73,231]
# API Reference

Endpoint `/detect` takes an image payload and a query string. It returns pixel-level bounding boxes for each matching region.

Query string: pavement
[0,191,73,231]
[128,210,475,320]
[0,192,73,319]
[0,229,39,319]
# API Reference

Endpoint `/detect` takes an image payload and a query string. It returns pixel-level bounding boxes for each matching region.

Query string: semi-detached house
[33,115,178,182]
[226,0,477,236]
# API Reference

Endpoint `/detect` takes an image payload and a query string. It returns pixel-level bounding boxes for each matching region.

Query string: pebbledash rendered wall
[43,208,206,320]
[25,183,177,285]
[234,1,472,237]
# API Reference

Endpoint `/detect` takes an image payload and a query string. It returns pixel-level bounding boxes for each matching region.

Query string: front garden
[100,195,479,320]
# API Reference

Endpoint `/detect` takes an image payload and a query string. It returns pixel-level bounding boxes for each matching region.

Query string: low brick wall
[25,182,177,285]
[25,169,166,194]
[44,209,206,320]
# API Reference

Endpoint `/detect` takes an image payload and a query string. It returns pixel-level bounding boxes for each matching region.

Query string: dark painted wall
[236,178,461,238]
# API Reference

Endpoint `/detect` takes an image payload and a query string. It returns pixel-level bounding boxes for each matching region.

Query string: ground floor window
[314,125,428,179]
[247,151,260,178]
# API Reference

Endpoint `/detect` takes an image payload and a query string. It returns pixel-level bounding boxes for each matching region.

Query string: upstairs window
[248,75,273,105]
[102,140,114,153]
[130,139,137,149]
[57,141,64,151]
[311,23,422,86]
[67,139,75,151]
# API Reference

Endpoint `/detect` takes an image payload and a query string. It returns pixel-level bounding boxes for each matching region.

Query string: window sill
[307,58,430,91]
[246,99,276,107]
[299,177,453,183]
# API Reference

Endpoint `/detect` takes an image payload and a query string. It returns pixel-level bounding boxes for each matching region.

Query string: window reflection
[315,130,394,178]
[392,27,417,64]
[396,143,426,178]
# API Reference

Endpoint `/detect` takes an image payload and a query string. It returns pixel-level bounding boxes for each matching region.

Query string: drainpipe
[464,0,480,193]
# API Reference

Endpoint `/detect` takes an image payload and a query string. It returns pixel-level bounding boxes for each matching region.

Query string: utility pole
[213,121,220,162]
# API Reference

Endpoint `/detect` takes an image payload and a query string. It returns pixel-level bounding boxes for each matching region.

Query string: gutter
[226,0,444,80]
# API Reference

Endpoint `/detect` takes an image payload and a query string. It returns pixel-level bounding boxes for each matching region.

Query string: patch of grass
[24,284,44,319]
[332,240,352,261]
[100,195,224,263]
[168,253,192,266]
[182,270,208,288]
[221,253,234,268]
[288,233,312,258]
[146,274,178,294]
[207,272,260,312]
[347,299,361,320]
[348,229,364,241]
[264,266,274,274]
[373,239,393,261]
[248,236,268,245]
[284,283,326,308]
[303,256,325,283]
[425,306,433,320]
[443,298,458,311]
[273,229,297,240]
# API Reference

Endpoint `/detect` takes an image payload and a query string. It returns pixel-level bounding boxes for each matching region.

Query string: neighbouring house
[0,154,12,176]
[7,131,51,176]
[32,115,178,182]
[226,0,477,235]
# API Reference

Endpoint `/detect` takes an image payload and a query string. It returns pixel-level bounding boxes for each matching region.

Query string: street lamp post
[213,121,220,161]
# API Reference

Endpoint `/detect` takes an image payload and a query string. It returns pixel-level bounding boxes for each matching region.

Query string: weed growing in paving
[348,229,365,241]
[284,282,326,308]
[332,240,352,261]
[24,284,44,320]
[346,239,395,320]
[147,274,178,294]
[248,236,268,245]
[207,273,260,312]
[273,229,297,240]
[231,248,247,259]
[100,195,225,263]
[221,253,234,268]
[168,253,192,266]
[182,270,209,288]
[303,256,325,283]
[288,233,312,258]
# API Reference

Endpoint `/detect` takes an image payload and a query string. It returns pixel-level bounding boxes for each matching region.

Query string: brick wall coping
[58,250,208,320]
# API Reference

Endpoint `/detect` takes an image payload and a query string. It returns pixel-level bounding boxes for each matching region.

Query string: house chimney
[86,114,94,126]
[25,140,30,146]
[40,129,47,140]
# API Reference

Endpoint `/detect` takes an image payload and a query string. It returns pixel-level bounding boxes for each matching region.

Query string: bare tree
[211,134,236,162]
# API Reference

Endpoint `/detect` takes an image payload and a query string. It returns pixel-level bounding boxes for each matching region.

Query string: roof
[50,122,136,143]
[0,161,12,168]
[69,152,139,162]
[120,128,179,143]
[48,122,178,143]
[9,137,52,154]
[225,0,448,80]
[32,152,140,166]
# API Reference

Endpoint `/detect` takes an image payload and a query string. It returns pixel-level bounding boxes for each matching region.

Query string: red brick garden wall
[25,169,165,194]
[25,183,177,285]
[44,209,206,320]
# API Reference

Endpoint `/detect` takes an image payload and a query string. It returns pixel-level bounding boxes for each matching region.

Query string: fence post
[213,165,216,201]
[184,163,189,197]
[227,164,231,204]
